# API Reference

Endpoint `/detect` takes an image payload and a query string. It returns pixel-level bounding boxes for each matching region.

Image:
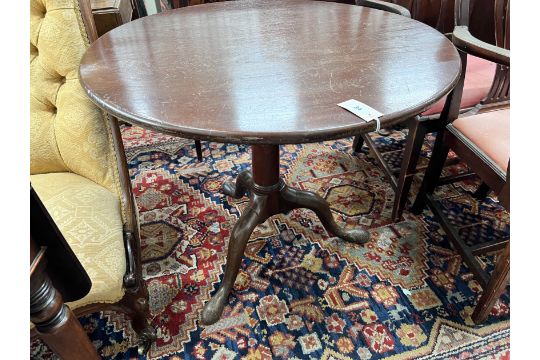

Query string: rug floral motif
[31,126,510,359]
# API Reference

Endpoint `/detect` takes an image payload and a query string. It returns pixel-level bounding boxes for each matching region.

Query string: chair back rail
[366,0,455,33]
[457,0,510,106]
[483,0,509,105]
[412,0,455,33]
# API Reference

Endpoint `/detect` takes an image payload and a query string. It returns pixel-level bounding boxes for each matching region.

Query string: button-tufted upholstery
[30,0,120,195]
[30,0,127,308]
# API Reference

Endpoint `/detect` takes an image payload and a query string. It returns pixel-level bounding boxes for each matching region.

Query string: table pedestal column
[201,144,370,325]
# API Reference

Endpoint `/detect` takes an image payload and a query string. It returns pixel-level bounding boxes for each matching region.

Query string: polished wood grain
[80,0,460,144]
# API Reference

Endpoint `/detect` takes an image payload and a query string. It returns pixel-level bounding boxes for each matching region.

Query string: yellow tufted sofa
[30,0,155,353]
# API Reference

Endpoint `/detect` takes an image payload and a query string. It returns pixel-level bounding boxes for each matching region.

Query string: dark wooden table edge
[79,66,461,144]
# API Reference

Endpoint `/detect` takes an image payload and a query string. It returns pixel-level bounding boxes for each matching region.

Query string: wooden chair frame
[30,0,156,354]
[352,0,509,221]
[411,0,510,323]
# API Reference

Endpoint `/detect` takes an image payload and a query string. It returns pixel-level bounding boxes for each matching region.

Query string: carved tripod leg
[280,185,370,245]
[201,193,267,325]
[223,170,253,199]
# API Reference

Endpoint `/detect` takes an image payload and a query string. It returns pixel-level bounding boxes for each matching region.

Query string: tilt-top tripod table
[79,0,461,325]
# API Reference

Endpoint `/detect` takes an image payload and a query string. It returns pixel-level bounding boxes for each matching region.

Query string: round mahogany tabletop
[79,0,461,145]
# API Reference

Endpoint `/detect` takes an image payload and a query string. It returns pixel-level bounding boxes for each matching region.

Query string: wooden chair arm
[452,26,510,66]
[356,0,411,17]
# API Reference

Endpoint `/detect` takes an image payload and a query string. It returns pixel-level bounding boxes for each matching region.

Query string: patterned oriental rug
[31,126,510,359]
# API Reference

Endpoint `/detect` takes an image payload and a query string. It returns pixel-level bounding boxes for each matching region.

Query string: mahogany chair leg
[411,128,450,214]
[473,182,491,200]
[119,284,157,355]
[392,118,427,221]
[31,271,100,359]
[195,140,203,161]
[472,244,510,324]
[352,135,364,152]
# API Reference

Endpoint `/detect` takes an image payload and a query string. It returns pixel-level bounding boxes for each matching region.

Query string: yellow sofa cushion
[31,172,126,309]
[30,0,122,211]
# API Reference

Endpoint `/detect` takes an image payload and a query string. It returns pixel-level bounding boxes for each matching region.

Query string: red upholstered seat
[450,108,509,172]
[422,55,497,116]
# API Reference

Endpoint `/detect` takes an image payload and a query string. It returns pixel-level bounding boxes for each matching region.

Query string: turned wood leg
[280,184,370,245]
[201,194,268,325]
[223,170,253,199]
[31,283,100,360]
[472,244,510,324]
[352,135,364,152]
[31,249,99,360]
[392,117,427,221]
[195,140,203,161]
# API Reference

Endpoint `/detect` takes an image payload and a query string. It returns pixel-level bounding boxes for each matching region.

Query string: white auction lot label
[338,99,383,131]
